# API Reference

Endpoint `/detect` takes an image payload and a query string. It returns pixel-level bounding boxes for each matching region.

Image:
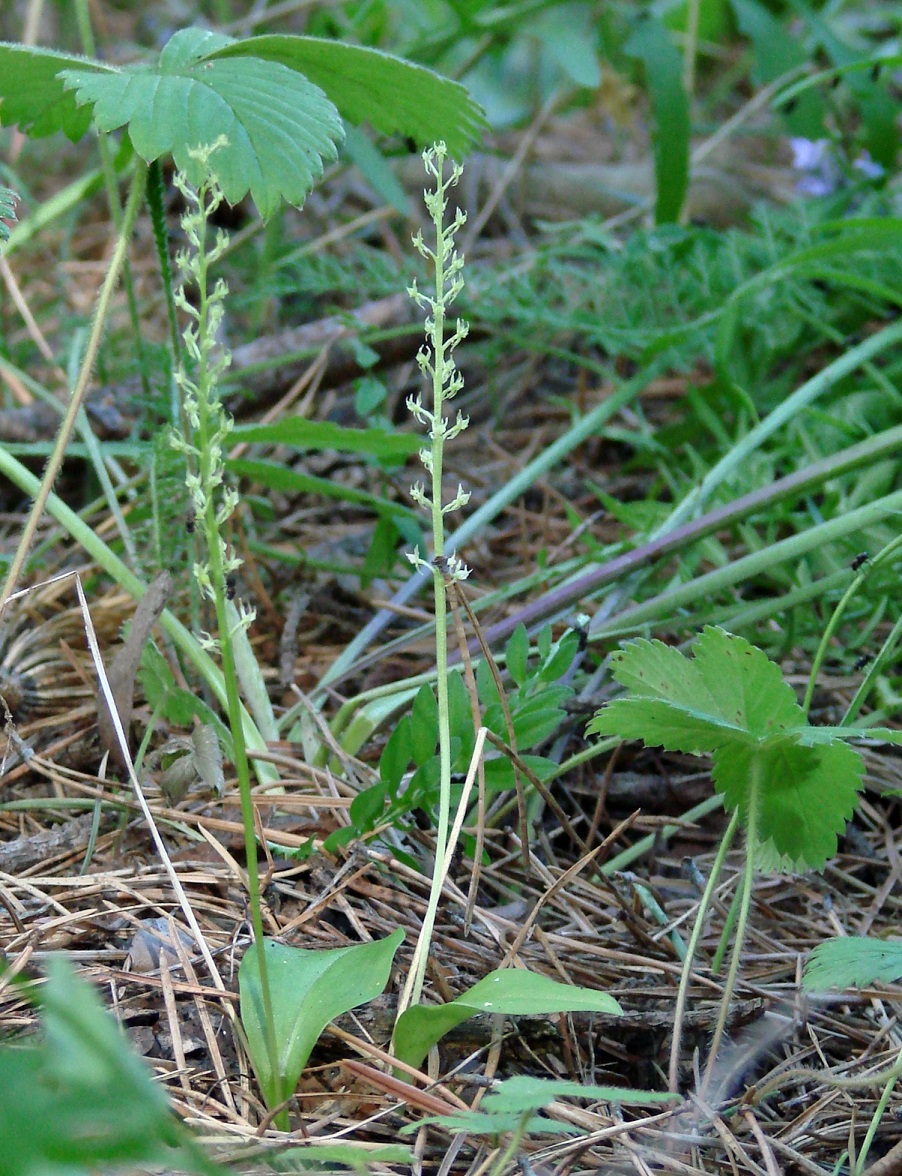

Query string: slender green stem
[175,170,281,1118]
[700,774,759,1101]
[0,161,147,616]
[488,1116,530,1176]
[856,1050,902,1174]
[843,609,902,727]
[396,146,471,1018]
[710,870,743,975]
[668,808,739,1092]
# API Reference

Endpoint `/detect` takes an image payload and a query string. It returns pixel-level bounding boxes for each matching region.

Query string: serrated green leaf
[714,738,862,868]
[207,35,487,158]
[60,28,343,218]
[0,42,100,140]
[804,937,902,991]
[589,696,742,753]
[394,969,621,1072]
[590,628,805,749]
[482,1075,679,1114]
[401,1107,577,1137]
[589,627,864,870]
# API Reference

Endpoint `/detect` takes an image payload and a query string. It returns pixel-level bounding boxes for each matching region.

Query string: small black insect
[185,512,195,534]
[853,653,872,672]
[225,574,237,601]
[784,97,798,115]
[851,552,869,572]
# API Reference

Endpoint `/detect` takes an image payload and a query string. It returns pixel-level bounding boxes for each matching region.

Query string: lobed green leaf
[206,35,487,159]
[0,42,101,140]
[804,937,902,991]
[590,627,864,870]
[60,28,343,218]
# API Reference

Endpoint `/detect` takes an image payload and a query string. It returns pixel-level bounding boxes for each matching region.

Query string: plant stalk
[700,774,759,1101]
[668,808,739,1092]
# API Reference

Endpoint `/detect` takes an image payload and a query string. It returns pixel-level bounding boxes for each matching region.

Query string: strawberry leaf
[804,937,902,991]
[60,28,343,218]
[714,738,862,869]
[206,36,488,159]
[0,29,485,219]
[589,627,864,870]
[0,43,100,140]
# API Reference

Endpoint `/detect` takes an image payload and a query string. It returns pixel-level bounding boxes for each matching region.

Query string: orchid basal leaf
[394,968,622,1073]
[239,930,403,1109]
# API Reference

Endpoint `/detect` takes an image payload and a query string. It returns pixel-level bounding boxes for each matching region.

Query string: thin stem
[0,161,147,616]
[396,146,470,1018]
[700,773,759,1101]
[181,179,281,1116]
[668,808,739,1093]
[710,871,743,975]
[856,1057,901,1175]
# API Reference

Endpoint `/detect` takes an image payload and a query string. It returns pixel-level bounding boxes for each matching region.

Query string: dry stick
[863,1139,902,1176]
[499,812,640,968]
[73,573,231,1008]
[0,164,146,618]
